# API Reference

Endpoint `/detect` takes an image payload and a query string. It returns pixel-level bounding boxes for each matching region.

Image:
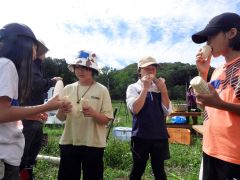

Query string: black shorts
[131,137,170,161]
[203,152,240,180]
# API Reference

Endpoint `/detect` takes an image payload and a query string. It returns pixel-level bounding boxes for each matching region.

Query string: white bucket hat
[68,50,99,74]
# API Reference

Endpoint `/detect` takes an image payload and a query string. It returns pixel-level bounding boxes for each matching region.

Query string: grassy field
[34,100,203,180]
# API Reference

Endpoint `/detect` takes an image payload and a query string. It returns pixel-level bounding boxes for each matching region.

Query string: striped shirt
[203,57,240,165]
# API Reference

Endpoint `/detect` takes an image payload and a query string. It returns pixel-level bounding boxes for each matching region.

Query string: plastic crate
[167,128,191,145]
[113,127,132,141]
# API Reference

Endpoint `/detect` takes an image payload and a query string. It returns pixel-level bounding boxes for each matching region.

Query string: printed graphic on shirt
[91,96,100,100]
[204,58,240,121]
[11,99,19,106]
[210,59,240,99]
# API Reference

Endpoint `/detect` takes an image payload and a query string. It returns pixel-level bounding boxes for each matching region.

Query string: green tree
[42,58,215,101]
[42,58,76,85]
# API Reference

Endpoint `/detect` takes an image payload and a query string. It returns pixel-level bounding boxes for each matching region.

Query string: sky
[1,0,240,69]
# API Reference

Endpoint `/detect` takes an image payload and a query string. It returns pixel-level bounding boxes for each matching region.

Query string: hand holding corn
[190,76,210,94]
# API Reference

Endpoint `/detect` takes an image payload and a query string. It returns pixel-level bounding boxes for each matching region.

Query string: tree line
[42,57,214,101]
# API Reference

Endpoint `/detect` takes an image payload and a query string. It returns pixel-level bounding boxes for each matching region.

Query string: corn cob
[201,44,212,60]
[190,76,210,94]
[53,80,64,98]
[79,97,89,111]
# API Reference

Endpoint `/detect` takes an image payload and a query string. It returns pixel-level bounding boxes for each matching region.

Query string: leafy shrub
[104,138,132,170]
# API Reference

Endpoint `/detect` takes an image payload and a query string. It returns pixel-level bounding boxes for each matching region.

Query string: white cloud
[0,0,240,69]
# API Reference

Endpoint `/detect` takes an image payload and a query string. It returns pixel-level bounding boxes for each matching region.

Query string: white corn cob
[53,80,64,98]
[201,44,212,60]
[81,98,89,108]
[190,76,210,94]
[79,97,89,111]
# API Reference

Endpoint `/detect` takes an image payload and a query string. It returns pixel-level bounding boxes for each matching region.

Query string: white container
[45,114,64,125]
[113,127,132,141]
[53,80,64,98]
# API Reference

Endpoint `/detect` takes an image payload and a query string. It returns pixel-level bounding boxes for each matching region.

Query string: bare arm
[82,106,110,125]
[56,101,72,121]
[196,51,211,81]
[131,74,154,114]
[217,101,240,115]
[196,85,240,115]
[0,96,63,123]
[56,110,66,121]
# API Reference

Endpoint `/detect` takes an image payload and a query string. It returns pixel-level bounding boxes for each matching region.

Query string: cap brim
[139,62,160,68]
[192,27,220,44]
[37,40,49,56]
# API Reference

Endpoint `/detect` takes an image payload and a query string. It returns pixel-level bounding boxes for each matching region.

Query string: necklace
[76,81,94,104]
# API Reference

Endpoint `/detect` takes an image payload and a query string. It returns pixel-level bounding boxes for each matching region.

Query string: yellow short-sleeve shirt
[59,81,113,147]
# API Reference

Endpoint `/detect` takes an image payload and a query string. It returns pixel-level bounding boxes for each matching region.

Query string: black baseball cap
[192,12,240,44]
[0,23,48,56]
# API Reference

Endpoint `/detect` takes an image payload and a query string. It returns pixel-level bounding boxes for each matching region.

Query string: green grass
[34,100,203,180]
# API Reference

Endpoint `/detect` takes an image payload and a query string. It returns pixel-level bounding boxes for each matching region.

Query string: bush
[104,138,132,170]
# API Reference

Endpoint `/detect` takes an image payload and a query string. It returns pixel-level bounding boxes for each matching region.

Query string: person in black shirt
[20,41,62,180]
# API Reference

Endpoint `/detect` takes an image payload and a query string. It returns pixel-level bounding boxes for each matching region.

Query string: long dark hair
[0,35,35,103]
